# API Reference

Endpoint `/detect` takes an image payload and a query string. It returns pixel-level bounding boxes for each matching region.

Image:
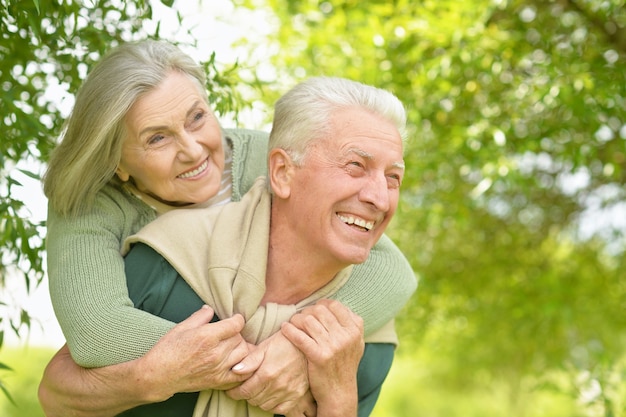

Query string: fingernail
[232,363,245,372]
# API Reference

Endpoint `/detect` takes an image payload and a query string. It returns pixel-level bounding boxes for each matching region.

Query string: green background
[1,0,625,415]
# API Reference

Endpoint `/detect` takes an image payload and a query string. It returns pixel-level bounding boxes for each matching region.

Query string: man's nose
[360,173,390,212]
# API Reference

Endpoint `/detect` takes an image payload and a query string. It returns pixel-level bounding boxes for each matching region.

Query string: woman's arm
[38,307,251,417]
[331,233,417,335]
[46,187,175,367]
[48,127,270,367]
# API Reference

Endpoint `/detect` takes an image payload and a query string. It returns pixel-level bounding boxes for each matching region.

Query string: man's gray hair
[268,76,407,164]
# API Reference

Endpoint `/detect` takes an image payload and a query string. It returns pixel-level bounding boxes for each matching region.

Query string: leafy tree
[2,0,625,414]
[1,0,147,398]
[233,0,626,414]
[0,0,245,400]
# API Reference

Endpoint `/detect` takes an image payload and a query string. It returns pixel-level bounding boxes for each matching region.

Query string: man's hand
[226,331,311,415]
[281,299,364,417]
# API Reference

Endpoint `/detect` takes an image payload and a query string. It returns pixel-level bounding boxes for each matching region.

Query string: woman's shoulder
[47,183,155,238]
[224,128,269,145]
[224,128,270,200]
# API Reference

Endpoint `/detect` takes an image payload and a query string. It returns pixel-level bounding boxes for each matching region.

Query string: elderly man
[40,76,409,417]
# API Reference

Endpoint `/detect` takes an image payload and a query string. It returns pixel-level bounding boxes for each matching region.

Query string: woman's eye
[192,111,205,123]
[148,134,165,145]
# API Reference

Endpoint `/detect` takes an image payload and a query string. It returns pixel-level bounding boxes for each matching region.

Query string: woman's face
[116,71,225,205]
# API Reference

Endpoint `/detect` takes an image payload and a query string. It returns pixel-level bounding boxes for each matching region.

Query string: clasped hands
[153,299,365,417]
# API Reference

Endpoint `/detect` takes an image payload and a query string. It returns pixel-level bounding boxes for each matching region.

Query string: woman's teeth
[178,159,208,179]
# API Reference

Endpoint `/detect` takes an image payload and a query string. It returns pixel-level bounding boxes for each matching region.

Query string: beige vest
[126,178,397,417]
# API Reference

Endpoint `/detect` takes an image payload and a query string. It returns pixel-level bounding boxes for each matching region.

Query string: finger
[231,343,265,375]
[282,390,316,417]
[225,338,254,369]
[226,376,264,401]
[305,300,363,335]
[173,305,215,331]
[281,321,318,355]
[293,306,337,337]
[323,299,362,328]
[289,307,332,332]
[205,313,246,342]
[256,395,290,413]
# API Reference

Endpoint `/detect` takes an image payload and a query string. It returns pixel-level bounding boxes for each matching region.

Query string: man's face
[286,106,405,267]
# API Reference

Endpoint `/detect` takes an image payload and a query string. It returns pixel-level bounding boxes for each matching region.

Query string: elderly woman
[40,40,416,415]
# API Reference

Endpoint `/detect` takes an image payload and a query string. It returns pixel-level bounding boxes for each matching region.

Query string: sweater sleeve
[330,234,418,336]
[225,128,269,201]
[46,187,175,368]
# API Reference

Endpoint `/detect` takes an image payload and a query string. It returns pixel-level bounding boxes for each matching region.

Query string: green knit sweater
[46,128,417,368]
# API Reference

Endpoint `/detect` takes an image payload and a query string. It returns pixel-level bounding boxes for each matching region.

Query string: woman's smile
[178,157,210,179]
[117,71,226,205]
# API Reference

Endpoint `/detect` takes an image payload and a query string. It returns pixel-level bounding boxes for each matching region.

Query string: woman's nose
[176,132,203,161]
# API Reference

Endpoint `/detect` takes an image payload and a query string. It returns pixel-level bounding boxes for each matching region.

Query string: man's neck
[261,212,346,306]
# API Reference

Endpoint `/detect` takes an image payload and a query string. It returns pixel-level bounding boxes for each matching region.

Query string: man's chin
[342,247,374,265]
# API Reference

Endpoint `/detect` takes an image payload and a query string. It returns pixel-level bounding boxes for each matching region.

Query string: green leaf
[17,168,41,180]
[0,380,15,405]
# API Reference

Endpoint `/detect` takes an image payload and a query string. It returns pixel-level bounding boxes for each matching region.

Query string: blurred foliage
[0,0,246,401]
[2,0,626,415]
[0,345,613,417]
[233,0,626,415]
[1,0,149,398]
[0,347,54,417]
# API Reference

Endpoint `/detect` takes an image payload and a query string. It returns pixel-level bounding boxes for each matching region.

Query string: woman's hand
[38,305,253,417]
[226,329,312,415]
[139,305,253,397]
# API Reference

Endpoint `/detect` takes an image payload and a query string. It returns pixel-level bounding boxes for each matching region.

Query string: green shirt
[118,243,394,417]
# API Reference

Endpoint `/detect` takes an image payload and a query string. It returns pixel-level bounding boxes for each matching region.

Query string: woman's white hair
[43,40,215,216]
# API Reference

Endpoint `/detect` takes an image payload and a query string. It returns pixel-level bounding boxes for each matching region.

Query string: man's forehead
[327,145,405,169]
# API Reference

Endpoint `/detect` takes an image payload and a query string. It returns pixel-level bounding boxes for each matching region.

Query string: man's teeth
[178,159,208,179]
[338,214,374,231]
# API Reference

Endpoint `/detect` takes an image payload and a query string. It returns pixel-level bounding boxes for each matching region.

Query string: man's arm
[39,307,252,417]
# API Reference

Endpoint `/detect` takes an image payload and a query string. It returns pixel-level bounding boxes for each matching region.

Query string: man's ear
[268,148,294,198]
[115,165,130,182]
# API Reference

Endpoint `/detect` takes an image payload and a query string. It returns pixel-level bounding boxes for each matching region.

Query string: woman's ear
[268,148,294,198]
[115,165,130,182]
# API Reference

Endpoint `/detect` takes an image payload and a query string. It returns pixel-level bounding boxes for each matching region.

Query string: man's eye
[387,174,402,188]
